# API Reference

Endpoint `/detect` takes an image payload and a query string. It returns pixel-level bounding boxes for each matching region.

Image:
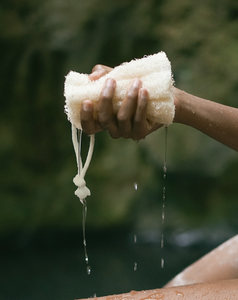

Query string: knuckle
[117,112,128,124]
[127,89,137,100]
[138,101,147,111]
[101,91,113,101]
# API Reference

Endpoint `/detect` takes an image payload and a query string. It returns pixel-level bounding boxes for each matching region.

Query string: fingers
[89,64,113,81]
[98,78,149,140]
[81,64,113,135]
[80,100,103,135]
[97,78,120,139]
[80,77,117,137]
[117,79,142,138]
[81,75,158,140]
[132,88,149,140]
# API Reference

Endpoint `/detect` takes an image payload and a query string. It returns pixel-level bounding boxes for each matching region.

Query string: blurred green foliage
[0,0,238,236]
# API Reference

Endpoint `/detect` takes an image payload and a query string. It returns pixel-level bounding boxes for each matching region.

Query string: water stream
[161,126,168,268]
[77,130,91,275]
[134,183,138,271]
[82,199,91,275]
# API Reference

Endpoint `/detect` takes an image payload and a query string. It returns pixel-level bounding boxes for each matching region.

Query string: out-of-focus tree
[0,0,238,235]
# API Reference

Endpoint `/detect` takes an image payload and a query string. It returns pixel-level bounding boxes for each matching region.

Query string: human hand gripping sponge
[64,51,175,129]
[64,52,175,203]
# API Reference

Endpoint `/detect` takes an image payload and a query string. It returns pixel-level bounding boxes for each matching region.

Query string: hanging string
[71,124,95,203]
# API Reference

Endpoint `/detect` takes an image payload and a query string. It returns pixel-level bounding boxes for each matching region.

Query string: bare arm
[173,88,238,151]
[80,64,238,151]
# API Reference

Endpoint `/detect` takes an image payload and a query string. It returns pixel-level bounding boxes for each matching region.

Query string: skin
[78,64,238,299]
[78,280,238,300]
[81,64,238,151]
[165,235,238,287]
[81,65,162,140]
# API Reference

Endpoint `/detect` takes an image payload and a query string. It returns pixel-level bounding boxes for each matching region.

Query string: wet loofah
[64,52,174,203]
[64,51,175,129]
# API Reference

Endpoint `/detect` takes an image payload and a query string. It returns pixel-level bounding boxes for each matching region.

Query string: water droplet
[161,234,164,249]
[87,266,91,275]
[176,292,184,297]
[134,234,137,243]
[163,165,167,173]
[161,258,164,268]
[134,182,138,190]
[85,255,89,263]
[162,212,165,223]
[134,262,137,271]
[94,294,97,298]
[83,239,86,246]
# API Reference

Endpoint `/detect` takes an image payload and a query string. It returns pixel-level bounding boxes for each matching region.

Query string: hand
[80,65,162,140]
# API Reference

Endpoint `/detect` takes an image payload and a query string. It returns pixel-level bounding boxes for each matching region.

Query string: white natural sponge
[64,51,175,129]
[64,52,175,203]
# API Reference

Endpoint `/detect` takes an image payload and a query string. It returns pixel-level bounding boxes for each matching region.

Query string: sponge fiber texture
[64,51,175,129]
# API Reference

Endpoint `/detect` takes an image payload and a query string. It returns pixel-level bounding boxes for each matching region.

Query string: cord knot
[73,174,91,203]
[71,125,95,204]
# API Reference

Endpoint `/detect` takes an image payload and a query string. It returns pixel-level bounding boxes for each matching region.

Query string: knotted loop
[72,124,95,203]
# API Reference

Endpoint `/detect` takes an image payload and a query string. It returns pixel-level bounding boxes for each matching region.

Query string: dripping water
[133,183,138,271]
[161,126,168,268]
[82,199,91,275]
[134,233,137,243]
[77,129,91,275]
[134,182,138,191]
[161,258,164,268]
[134,233,137,271]
[134,262,138,271]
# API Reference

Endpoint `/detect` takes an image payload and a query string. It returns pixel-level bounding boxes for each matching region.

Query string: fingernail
[106,78,115,87]
[89,71,99,81]
[132,78,142,88]
[139,88,148,99]
[90,71,99,76]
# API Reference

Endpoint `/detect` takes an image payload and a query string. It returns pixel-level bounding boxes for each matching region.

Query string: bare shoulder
[80,279,238,300]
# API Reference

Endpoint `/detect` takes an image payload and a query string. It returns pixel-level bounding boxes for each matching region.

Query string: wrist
[172,87,184,124]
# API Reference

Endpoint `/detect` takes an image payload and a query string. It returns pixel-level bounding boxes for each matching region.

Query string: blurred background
[1,0,238,299]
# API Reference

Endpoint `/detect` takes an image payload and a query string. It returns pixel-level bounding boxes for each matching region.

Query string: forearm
[173,88,238,151]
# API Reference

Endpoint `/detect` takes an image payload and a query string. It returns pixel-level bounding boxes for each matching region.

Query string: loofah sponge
[64,51,175,129]
[64,52,174,203]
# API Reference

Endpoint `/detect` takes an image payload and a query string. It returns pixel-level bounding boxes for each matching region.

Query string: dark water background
[0,225,236,300]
